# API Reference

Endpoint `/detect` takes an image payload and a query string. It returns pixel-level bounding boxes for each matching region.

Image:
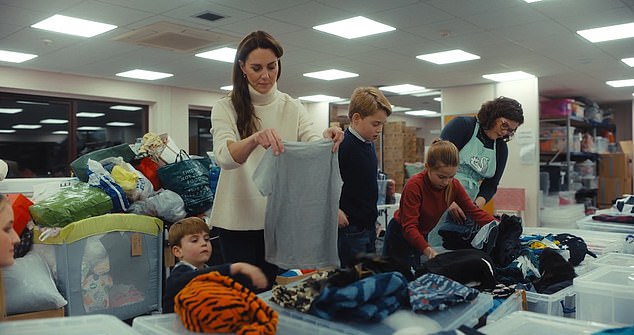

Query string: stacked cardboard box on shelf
[597,152,632,206]
[382,121,406,191]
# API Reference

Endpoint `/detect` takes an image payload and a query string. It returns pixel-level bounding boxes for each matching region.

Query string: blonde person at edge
[210,31,344,290]
[337,87,392,266]
[427,97,524,247]
[383,140,496,267]
[1,194,21,319]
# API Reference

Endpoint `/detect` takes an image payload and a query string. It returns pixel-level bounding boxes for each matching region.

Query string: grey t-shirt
[253,139,342,269]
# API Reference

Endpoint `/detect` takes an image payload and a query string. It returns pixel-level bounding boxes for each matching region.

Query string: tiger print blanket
[174,271,278,335]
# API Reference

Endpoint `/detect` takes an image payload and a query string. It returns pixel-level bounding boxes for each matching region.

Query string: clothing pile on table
[439,214,597,295]
[269,253,485,323]
[592,195,634,224]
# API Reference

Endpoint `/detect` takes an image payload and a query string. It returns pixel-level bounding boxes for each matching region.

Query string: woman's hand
[423,246,438,259]
[323,126,344,152]
[448,201,467,224]
[337,209,349,228]
[230,262,268,289]
[253,128,284,155]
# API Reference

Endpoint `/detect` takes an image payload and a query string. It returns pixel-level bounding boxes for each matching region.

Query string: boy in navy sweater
[337,87,392,266]
[162,217,267,313]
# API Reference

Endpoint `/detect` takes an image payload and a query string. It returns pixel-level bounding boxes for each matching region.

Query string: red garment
[394,170,495,252]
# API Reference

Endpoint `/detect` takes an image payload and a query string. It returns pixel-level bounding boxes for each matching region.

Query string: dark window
[0,92,148,178]
[188,108,212,156]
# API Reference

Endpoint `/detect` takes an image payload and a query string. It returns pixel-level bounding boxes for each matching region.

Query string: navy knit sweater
[338,128,379,230]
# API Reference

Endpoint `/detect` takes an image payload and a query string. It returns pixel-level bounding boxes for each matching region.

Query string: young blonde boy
[337,87,392,266]
[162,217,267,313]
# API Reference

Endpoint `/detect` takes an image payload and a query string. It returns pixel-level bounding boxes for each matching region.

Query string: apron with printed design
[428,122,497,247]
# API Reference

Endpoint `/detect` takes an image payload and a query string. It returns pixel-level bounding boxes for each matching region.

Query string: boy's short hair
[168,217,210,247]
[348,87,392,119]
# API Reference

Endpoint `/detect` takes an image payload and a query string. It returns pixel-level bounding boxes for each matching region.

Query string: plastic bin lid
[593,253,634,269]
[259,290,493,334]
[0,314,141,335]
[574,266,634,290]
[133,313,349,335]
[480,311,613,334]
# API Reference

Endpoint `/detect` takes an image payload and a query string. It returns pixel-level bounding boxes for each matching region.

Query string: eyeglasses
[498,118,518,135]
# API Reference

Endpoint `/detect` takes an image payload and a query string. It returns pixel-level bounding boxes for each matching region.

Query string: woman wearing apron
[427,97,524,247]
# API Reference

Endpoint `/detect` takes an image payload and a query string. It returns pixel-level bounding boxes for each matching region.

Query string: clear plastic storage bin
[0,314,141,335]
[574,266,634,325]
[480,311,612,334]
[590,252,634,269]
[525,286,575,318]
[576,214,634,234]
[486,290,525,323]
[259,290,493,334]
[33,214,163,319]
[133,313,352,335]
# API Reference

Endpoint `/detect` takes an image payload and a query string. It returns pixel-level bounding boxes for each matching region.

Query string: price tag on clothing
[131,233,143,257]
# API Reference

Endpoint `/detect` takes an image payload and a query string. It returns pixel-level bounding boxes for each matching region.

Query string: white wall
[442,79,540,227]
[303,101,329,134]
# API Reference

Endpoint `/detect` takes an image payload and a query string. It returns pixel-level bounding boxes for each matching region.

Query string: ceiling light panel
[303,69,359,80]
[622,58,634,67]
[12,124,42,129]
[416,49,480,65]
[606,79,634,87]
[391,105,411,112]
[482,71,535,82]
[52,131,68,135]
[106,122,135,127]
[77,126,103,131]
[116,69,173,80]
[31,14,117,38]
[0,108,23,114]
[0,130,16,134]
[220,85,233,91]
[405,110,440,117]
[77,112,105,118]
[379,84,427,94]
[0,50,38,63]
[195,47,237,63]
[313,16,395,39]
[40,119,68,124]
[577,22,634,43]
[110,105,142,111]
[298,95,343,102]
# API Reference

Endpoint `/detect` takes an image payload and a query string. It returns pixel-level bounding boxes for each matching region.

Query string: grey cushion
[3,252,67,315]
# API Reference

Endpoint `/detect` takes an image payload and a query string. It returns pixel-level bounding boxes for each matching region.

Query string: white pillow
[2,252,67,315]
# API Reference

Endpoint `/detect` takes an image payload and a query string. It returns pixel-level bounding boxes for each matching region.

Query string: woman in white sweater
[210,31,343,288]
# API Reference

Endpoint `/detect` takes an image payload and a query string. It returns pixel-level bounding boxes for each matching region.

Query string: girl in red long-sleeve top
[383,140,495,267]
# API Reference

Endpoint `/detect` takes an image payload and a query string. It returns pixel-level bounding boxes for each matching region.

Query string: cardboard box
[598,153,628,178]
[598,177,632,204]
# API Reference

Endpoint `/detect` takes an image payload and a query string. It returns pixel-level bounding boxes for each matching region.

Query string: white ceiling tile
[207,0,311,15]
[264,2,352,27]
[403,18,484,41]
[1,0,633,104]
[424,0,523,17]
[0,22,22,39]
[461,6,550,30]
[370,2,454,29]
[95,0,197,14]
[313,0,419,15]
[0,0,85,13]
[57,0,156,28]
[210,16,303,38]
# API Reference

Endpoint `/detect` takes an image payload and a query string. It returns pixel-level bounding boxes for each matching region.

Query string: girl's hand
[448,202,466,223]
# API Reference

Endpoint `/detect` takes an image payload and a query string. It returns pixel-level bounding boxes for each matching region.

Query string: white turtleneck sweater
[210,83,321,230]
